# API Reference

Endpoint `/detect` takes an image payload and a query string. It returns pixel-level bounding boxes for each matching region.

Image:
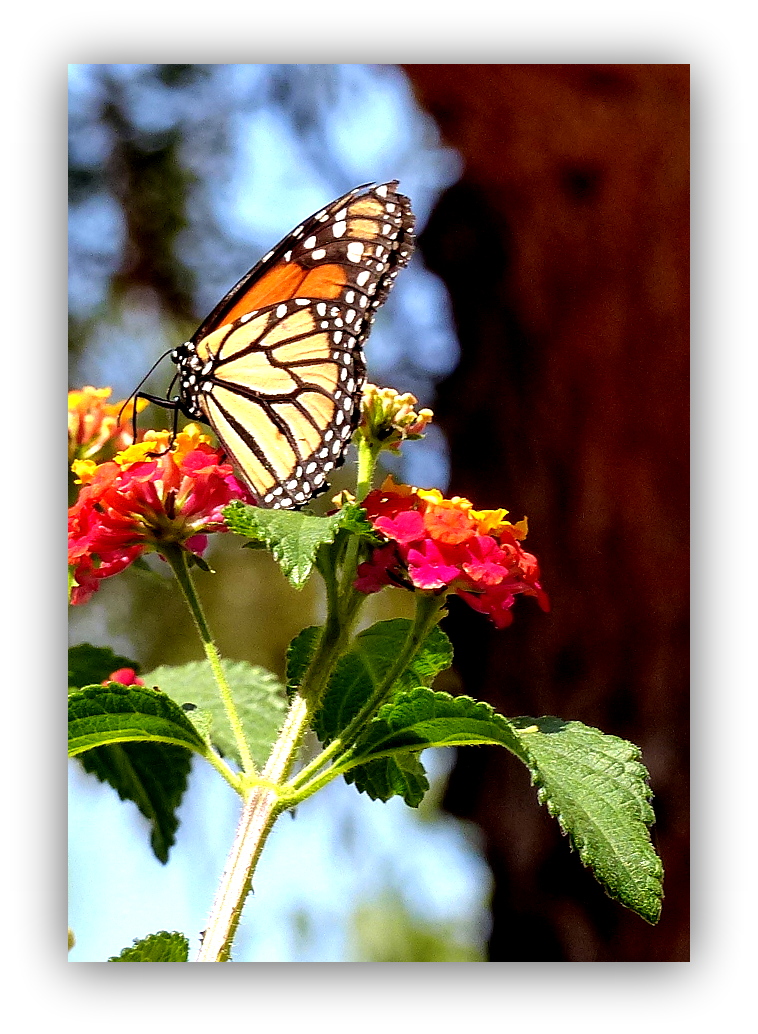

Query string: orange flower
[68,386,148,463]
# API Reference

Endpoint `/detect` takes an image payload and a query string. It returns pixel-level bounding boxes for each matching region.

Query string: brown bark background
[403,64,689,961]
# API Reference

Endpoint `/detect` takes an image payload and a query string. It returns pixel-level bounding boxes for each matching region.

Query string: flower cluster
[68,386,147,464]
[68,425,253,605]
[356,384,434,452]
[355,477,549,628]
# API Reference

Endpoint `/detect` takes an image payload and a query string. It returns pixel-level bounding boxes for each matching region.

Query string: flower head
[68,386,148,463]
[355,476,549,628]
[356,384,434,452]
[68,425,253,604]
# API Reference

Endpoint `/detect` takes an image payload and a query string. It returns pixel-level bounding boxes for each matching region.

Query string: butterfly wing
[174,181,415,508]
[192,180,414,339]
[183,298,364,507]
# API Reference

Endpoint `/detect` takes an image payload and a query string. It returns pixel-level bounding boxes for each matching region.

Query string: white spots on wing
[347,241,364,263]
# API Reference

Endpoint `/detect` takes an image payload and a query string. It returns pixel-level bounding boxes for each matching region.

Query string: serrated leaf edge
[512,719,663,923]
[68,684,208,758]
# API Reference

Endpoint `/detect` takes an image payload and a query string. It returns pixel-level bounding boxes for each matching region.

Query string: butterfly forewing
[192,181,414,339]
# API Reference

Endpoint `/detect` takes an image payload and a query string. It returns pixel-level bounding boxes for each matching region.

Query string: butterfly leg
[133,392,182,456]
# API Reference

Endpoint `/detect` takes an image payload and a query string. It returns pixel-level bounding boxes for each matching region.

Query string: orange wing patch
[221,262,347,324]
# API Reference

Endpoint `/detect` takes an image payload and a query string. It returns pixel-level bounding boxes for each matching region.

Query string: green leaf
[109,931,189,962]
[68,684,208,756]
[285,625,322,698]
[510,717,663,924]
[78,742,192,864]
[344,751,429,807]
[342,687,525,805]
[179,703,214,743]
[339,690,662,920]
[69,683,206,863]
[314,619,453,745]
[315,622,453,807]
[144,660,287,770]
[68,643,140,690]
[223,502,345,588]
[345,686,524,764]
[334,501,378,538]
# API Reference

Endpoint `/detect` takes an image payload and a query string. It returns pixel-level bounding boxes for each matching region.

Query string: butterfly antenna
[117,347,176,439]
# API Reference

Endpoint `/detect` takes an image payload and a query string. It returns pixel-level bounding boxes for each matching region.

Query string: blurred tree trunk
[403,64,689,961]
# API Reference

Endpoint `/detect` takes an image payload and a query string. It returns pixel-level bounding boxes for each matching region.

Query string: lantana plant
[68,383,663,962]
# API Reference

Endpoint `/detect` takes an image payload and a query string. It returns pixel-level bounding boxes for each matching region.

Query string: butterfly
[137,181,415,508]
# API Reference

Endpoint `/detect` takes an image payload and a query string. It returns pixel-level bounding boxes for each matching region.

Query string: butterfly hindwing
[178,297,366,508]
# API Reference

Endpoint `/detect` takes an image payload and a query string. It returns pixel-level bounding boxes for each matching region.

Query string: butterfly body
[162,181,414,508]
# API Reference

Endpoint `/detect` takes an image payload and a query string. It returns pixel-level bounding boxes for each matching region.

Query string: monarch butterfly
[137,181,415,509]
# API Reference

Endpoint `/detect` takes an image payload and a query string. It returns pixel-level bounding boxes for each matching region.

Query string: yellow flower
[68,386,148,462]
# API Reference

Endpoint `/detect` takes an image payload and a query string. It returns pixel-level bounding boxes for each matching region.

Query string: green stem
[355,436,381,503]
[337,437,380,597]
[161,543,256,777]
[289,591,447,795]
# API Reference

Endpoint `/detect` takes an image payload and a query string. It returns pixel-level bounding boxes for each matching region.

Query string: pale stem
[194,695,309,962]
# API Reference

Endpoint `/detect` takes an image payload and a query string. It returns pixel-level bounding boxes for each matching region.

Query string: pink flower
[355,476,549,629]
[103,668,145,686]
[373,509,426,544]
[405,539,462,589]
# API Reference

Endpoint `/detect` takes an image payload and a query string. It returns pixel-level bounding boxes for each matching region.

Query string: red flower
[104,668,145,686]
[69,425,253,605]
[356,476,549,629]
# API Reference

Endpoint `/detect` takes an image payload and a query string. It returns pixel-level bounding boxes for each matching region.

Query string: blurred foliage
[349,889,485,962]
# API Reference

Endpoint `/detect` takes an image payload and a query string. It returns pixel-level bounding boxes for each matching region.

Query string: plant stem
[289,591,447,795]
[355,436,381,503]
[194,551,366,961]
[161,543,256,777]
[194,695,309,961]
